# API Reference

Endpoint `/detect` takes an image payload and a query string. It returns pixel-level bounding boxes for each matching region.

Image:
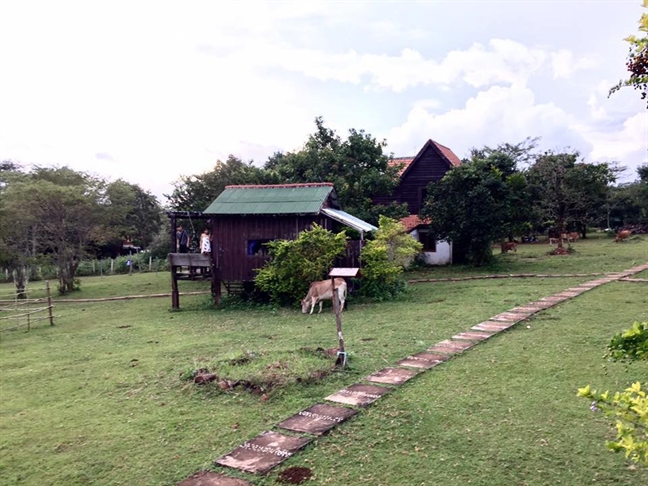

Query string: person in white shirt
[200,228,211,255]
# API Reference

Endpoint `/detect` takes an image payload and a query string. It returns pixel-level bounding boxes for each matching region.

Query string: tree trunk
[556,219,565,248]
[12,266,29,299]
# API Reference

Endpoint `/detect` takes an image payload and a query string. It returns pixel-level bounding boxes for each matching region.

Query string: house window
[247,239,271,256]
[418,230,436,252]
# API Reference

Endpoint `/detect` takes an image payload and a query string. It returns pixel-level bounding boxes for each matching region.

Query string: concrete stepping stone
[489,312,528,322]
[276,403,358,436]
[432,339,476,351]
[538,295,568,302]
[508,306,542,314]
[397,352,449,369]
[524,301,557,309]
[555,290,583,297]
[472,321,515,332]
[177,471,252,486]
[215,431,311,474]
[452,331,493,341]
[325,383,391,407]
[365,367,419,386]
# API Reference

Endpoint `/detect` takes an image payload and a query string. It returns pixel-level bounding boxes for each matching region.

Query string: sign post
[328,267,360,368]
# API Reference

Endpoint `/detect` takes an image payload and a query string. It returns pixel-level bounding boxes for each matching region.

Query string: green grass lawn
[408,233,648,279]
[1,239,647,485]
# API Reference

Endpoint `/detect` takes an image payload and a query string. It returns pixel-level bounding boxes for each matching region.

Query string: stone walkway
[177,263,648,486]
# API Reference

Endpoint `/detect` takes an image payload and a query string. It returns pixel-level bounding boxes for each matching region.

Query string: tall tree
[610,1,648,107]
[104,180,162,248]
[0,162,33,297]
[264,117,406,223]
[3,167,104,293]
[421,151,529,266]
[527,152,618,246]
[167,155,272,212]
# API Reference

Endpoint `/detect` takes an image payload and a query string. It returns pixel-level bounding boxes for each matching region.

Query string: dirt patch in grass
[183,348,336,396]
[547,247,572,256]
[277,466,313,484]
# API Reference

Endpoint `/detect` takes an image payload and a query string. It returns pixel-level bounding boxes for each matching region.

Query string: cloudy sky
[1,0,646,203]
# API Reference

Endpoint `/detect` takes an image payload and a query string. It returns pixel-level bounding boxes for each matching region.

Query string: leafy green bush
[358,216,422,300]
[254,224,347,306]
[606,321,648,362]
[578,321,648,465]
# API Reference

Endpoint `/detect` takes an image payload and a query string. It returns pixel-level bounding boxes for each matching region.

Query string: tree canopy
[526,152,619,245]
[0,165,163,293]
[263,117,406,223]
[421,150,529,266]
[610,1,648,106]
[167,155,274,212]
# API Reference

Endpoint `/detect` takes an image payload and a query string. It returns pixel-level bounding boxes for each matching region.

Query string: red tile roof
[433,141,462,167]
[388,139,461,179]
[400,215,430,232]
[388,157,415,176]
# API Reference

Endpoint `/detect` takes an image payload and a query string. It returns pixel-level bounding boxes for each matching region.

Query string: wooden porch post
[170,215,177,253]
[171,264,179,309]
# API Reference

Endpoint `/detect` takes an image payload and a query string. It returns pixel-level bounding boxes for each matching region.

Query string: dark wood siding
[211,214,333,281]
[373,145,453,214]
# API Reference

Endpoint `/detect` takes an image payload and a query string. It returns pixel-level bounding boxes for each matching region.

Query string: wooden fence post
[46,280,54,326]
[110,259,114,274]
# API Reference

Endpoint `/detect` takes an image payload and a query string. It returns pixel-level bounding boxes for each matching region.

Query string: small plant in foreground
[578,321,648,465]
[605,321,648,362]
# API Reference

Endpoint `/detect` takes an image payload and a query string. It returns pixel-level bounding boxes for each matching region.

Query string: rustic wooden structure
[203,183,376,294]
[169,253,218,309]
[373,139,462,214]
[373,139,461,264]
[166,211,217,309]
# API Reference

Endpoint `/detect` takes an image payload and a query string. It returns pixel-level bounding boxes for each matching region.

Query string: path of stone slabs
[177,263,648,486]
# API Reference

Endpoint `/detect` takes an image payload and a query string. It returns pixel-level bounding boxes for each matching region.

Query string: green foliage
[579,321,648,466]
[527,152,617,242]
[167,155,274,212]
[578,382,648,465]
[606,321,648,363]
[0,165,165,294]
[610,0,648,107]
[263,117,402,224]
[422,151,529,266]
[254,224,347,305]
[103,179,162,248]
[358,216,422,300]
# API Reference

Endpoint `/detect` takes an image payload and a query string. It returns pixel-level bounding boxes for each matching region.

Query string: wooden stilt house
[203,183,377,295]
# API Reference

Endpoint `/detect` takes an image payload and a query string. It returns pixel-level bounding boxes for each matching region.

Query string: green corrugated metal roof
[203,184,335,215]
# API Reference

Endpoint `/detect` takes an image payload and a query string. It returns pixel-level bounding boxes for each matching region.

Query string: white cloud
[386,84,585,158]
[551,50,597,79]
[576,112,648,166]
[212,39,556,92]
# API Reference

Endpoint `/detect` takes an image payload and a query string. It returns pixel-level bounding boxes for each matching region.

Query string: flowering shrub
[578,321,648,466]
[578,382,647,465]
[358,216,422,300]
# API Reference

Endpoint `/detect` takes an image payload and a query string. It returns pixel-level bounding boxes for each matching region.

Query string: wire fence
[0,281,56,333]
[1,255,171,284]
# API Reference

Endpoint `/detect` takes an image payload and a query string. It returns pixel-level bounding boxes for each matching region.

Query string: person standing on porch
[177,225,189,253]
[200,228,211,255]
